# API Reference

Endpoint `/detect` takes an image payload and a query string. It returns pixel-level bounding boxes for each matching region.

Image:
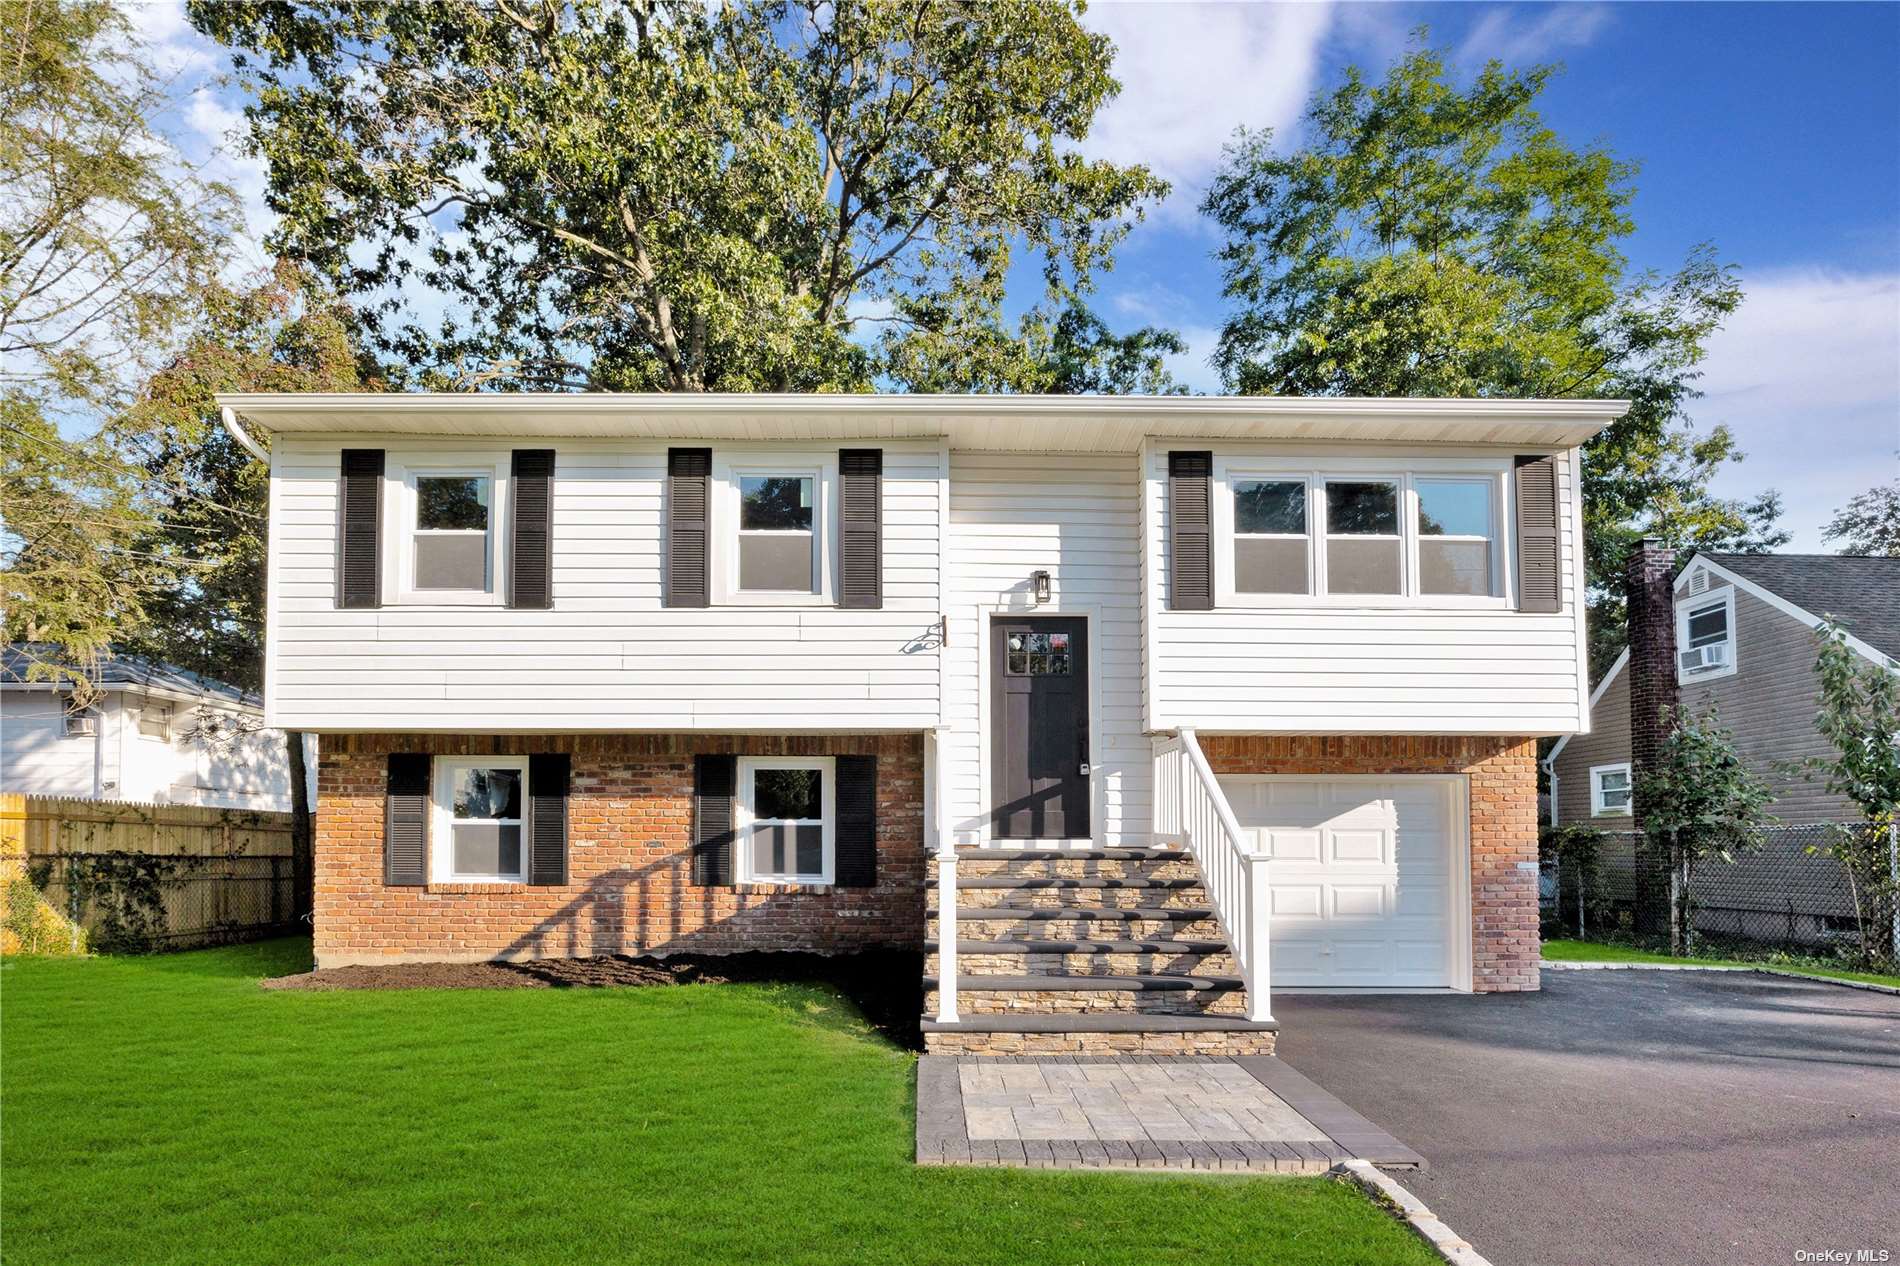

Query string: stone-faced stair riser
[927,949,1240,977]
[950,856,1202,882]
[931,914,1228,942]
[923,986,1249,1017]
[937,884,1211,912]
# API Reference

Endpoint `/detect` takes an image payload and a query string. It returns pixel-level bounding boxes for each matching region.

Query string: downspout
[220,406,271,464]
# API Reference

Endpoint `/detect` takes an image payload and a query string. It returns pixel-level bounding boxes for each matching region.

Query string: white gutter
[220,405,271,465]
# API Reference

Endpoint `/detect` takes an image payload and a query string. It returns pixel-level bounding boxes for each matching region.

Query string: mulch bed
[262,950,925,1048]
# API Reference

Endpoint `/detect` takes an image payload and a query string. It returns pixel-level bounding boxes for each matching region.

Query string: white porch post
[1244,853,1273,1022]
[928,729,959,1023]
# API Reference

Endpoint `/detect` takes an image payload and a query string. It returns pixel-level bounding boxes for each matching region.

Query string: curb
[1541,960,1900,996]
[1336,1160,1493,1266]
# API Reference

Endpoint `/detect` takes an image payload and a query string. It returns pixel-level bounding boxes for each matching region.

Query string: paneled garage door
[1217,776,1467,989]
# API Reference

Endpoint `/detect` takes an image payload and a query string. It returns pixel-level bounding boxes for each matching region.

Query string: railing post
[937,851,959,1023]
[1244,853,1273,1022]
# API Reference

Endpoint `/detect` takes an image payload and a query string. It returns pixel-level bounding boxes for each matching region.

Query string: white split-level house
[227,392,1618,1054]
[1,645,307,812]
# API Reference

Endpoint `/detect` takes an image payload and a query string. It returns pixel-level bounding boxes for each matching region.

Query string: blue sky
[147,1,1900,550]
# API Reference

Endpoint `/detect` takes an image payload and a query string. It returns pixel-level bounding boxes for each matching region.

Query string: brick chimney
[1625,537,1678,934]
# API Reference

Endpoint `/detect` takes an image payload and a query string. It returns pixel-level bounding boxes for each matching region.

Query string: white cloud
[1691,270,1900,549]
[1077,2,1337,220]
[1456,4,1613,66]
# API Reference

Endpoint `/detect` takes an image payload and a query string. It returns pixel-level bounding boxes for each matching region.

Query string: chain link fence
[1542,821,1898,975]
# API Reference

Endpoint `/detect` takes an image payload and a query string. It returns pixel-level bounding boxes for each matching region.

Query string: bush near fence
[0,793,299,954]
[1542,821,1898,973]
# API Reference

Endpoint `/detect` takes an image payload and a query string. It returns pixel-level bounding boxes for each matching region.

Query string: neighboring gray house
[1549,552,1900,829]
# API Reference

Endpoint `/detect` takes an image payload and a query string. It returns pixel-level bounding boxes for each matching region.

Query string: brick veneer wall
[1198,735,1540,993]
[314,734,924,969]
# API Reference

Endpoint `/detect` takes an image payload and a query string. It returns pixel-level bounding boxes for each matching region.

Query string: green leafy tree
[1806,620,1900,965]
[880,297,1187,394]
[189,0,1168,393]
[1,0,240,693]
[1822,480,1900,557]
[1201,43,1786,675]
[1637,706,1776,955]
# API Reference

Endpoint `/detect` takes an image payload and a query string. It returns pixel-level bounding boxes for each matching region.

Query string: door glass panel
[1006,632,1071,675]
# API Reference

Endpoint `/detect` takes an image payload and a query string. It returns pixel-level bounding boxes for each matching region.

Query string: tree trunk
[285,731,314,927]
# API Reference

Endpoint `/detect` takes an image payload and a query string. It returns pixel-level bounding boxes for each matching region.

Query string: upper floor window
[1217,463,1506,606]
[392,461,507,605]
[715,455,835,604]
[1677,588,1736,681]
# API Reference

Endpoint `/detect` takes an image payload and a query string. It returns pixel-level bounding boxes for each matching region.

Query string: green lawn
[1,939,1436,1266]
[1543,938,1900,990]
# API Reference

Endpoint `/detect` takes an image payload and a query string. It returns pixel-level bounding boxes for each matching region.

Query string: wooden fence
[1,793,301,952]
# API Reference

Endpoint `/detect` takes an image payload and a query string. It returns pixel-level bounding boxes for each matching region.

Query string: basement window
[432,758,527,883]
[736,756,834,885]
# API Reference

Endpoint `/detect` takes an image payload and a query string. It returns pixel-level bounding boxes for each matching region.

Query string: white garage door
[1218,776,1466,989]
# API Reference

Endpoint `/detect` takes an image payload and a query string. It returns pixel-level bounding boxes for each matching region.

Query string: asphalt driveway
[1274,969,1900,1266]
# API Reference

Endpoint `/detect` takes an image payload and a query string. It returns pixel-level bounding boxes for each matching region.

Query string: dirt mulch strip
[262,950,924,1047]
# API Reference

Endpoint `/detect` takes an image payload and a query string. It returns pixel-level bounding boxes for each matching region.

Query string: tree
[2,0,239,416]
[879,297,1188,394]
[1201,43,1786,675]
[189,0,1168,394]
[1822,480,1900,557]
[106,262,380,923]
[1,0,239,693]
[1637,706,1776,955]
[1806,620,1900,965]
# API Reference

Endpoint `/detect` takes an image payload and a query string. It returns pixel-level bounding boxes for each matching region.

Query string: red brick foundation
[1199,735,1541,993]
[314,734,924,969]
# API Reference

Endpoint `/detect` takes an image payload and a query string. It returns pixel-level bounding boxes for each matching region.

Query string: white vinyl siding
[1146,444,1589,735]
[941,452,1150,846]
[265,438,943,731]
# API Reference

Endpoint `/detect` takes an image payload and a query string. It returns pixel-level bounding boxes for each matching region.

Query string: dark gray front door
[991,617,1090,840]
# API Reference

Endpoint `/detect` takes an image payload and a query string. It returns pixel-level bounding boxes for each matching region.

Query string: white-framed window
[137,703,173,739]
[736,755,835,884]
[1676,587,1737,682]
[1590,762,1633,817]
[389,460,508,605]
[431,756,528,883]
[1214,460,1509,607]
[714,454,836,605]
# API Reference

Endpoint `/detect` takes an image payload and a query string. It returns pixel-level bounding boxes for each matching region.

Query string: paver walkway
[916,1055,1420,1172]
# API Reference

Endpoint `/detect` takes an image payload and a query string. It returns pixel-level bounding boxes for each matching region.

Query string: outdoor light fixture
[1031,570,1052,605]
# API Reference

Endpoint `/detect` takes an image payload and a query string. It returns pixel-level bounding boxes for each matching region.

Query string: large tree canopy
[190,0,1168,393]
[1202,46,1785,674]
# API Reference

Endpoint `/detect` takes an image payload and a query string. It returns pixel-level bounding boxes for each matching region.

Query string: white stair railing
[1153,728,1272,1022]
[927,729,958,1023]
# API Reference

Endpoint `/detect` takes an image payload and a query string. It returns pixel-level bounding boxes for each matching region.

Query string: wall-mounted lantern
[1031,570,1052,605]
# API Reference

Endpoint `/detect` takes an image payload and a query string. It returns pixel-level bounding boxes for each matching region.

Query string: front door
[991,617,1090,840]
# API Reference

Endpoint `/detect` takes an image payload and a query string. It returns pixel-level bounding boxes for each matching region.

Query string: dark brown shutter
[338,449,383,609]
[527,753,569,885]
[1168,451,1214,611]
[691,754,735,886]
[385,753,429,886]
[1514,455,1562,613]
[666,448,712,608]
[509,449,555,609]
[834,755,877,887]
[838,449,883,609]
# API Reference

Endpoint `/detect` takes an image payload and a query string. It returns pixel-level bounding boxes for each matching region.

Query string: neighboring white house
[226,391,1620,1054]
[1,646,310,812]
